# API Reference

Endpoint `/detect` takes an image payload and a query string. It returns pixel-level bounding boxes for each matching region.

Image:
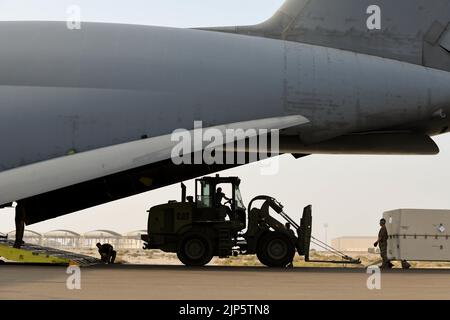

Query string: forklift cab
[195,175,246,228]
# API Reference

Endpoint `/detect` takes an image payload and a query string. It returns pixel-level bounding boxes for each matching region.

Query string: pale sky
[1,0,450,244]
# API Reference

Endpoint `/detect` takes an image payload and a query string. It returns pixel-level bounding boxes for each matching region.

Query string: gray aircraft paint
[1,0,450,218]
[203,0,450,72]
[1,21,450,174]
[0,115,307,205]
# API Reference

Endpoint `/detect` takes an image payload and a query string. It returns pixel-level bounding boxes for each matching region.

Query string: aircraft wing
[0,115,308,206]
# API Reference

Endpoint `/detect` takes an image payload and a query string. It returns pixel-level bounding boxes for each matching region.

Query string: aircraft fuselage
[1,21,450,222]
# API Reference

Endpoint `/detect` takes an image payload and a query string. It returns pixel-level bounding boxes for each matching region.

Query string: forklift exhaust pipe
[181,183,187,203]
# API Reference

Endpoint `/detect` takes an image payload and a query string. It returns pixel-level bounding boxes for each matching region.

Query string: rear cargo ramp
[0,239,101,266]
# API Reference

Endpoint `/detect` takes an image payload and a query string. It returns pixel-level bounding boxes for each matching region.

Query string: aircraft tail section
[202,0,450,72]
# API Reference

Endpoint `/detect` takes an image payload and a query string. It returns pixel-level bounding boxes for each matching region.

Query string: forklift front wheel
[257,232,295,268]
[177,233,214,267]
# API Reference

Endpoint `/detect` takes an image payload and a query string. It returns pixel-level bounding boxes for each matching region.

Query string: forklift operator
[215,187,231,208]
[374,218,392,269]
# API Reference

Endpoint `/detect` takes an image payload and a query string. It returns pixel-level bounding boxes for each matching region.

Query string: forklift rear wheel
[177,233,213,267]
[257,232,295,268]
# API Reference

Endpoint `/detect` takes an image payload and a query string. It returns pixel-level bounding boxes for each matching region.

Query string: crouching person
[96,243,117,264]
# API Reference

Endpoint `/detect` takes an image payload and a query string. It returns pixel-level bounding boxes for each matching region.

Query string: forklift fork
[248,196,361,265]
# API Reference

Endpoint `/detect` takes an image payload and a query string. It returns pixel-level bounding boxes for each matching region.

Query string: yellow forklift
[142,175,360,267]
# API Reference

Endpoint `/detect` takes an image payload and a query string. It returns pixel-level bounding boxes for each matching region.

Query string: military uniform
[378,226,389,269]
[98,243,117,264]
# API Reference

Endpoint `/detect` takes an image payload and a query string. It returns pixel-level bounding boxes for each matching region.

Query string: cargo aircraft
[1,0,450,226]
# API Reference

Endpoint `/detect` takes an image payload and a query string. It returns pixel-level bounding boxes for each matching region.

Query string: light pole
[324,223,329,245]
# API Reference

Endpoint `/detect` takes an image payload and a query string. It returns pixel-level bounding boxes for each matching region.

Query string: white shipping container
[383,209,450,261]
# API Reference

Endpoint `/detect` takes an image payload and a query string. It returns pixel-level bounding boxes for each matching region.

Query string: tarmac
[1,264,450,300]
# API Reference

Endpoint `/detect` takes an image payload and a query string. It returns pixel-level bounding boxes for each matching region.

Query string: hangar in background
[331,236,378,253]
[2,229,146,249]
[2,229,379,253]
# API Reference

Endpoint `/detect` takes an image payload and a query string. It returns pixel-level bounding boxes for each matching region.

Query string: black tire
[257,232,295,268]
[177,232,214,267]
